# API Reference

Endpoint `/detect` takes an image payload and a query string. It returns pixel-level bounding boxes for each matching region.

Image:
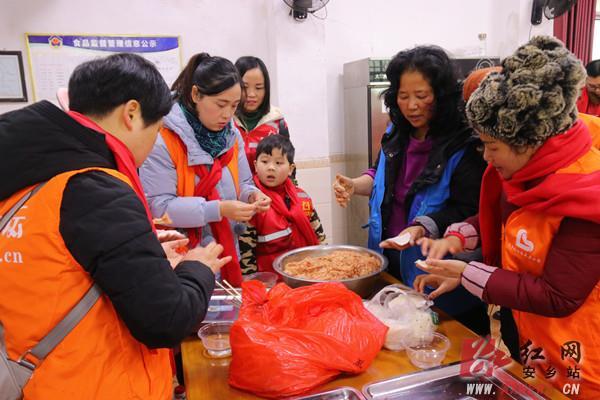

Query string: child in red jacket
[239,135,326,274]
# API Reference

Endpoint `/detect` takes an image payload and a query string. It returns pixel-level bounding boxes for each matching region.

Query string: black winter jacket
[0,101,215,348]
[374,121,486,239]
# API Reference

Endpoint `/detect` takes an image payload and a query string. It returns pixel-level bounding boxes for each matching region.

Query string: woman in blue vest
[334,45,488,333]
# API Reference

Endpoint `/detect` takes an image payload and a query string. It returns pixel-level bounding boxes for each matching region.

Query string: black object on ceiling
[283,0,330,21]
[531,0,578,25]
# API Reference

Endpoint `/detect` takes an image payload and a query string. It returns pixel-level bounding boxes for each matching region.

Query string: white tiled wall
[329,159,348,245]
[295,165,333,243]
[294,157,351,245]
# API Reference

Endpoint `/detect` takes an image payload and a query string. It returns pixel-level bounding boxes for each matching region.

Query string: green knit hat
[466,36,586,147]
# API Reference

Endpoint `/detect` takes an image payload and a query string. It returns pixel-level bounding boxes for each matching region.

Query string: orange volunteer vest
[160,127,240,202]
[502,149,600,399]
[578,113,600,150]
[0,168,171,400]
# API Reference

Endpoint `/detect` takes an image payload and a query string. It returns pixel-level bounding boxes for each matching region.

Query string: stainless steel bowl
[272,245,388,298]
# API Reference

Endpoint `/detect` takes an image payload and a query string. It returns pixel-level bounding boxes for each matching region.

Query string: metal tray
[362,361,548,400]
[201,288,241,324]
[293,387,366,400]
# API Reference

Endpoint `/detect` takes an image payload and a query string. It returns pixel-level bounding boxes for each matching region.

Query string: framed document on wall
[0,51,28,102]
[25,34,182,102]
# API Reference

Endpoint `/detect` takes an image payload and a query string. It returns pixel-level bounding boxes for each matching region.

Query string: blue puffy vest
[367,127,482,316]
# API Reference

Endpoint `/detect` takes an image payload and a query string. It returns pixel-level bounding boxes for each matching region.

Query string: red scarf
[188,146,242,287]
[479,120,600,265]
[253,176,319,248]
[577,87,600,117]
[67,111,156,232]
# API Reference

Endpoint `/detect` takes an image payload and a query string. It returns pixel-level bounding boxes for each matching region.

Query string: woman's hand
[183,241,232,274]
[417,236,463,260]
[333,174,355,207]
[249,191,271,213]
[379,225,426,250]
[219,200,257,222]
[415,258,467,278]
[414,274,461,300]
[161,238,189,269]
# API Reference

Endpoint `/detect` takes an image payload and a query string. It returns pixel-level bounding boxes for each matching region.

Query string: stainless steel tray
[201,288,241,324]
[362,361,548,399]
[293,386,366,400]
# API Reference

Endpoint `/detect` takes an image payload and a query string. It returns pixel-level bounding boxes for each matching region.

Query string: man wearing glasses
[577,59,600,116]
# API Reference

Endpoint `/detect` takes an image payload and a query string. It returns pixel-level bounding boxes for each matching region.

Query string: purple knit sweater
[365,136,432,237]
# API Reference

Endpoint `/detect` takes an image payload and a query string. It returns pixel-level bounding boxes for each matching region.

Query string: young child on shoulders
[239,135,326,274]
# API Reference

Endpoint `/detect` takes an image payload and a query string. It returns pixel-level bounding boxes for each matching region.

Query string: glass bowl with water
[197,322,232,358]
[243,271,278,289]
[405,332,450,369]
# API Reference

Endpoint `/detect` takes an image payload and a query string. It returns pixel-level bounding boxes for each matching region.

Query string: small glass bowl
[197,322,232,358]
[405,332,450,369]
[243,271,278,288]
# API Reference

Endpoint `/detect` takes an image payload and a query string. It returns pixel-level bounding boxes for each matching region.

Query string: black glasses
[587,82,600,92]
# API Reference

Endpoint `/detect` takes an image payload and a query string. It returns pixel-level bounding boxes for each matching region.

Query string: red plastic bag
[228,281,388,398]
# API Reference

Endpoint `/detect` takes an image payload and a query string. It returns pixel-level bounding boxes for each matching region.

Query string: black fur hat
[466,36,586,147]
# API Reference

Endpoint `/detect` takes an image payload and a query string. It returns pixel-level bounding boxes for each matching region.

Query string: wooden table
[182,274,566,399]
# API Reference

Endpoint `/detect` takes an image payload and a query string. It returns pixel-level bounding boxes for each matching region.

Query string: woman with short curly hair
[333,45,488,334]
[415,36,600,398]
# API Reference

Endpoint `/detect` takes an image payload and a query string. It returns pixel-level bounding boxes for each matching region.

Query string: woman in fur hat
[415,36,600,398]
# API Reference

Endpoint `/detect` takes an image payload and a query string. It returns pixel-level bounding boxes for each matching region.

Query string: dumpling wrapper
[388,232,411,246]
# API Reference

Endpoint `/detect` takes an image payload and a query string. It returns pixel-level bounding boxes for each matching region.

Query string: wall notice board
[25,34,182,102]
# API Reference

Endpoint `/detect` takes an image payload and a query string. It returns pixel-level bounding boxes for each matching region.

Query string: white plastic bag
[364,284,437,350]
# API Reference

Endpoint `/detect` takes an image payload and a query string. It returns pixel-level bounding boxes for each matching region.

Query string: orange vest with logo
[578,113,600,150]
[252,188,314,273]
[502,149,600,399]
[160,127,240,200]
[0,168,171,400]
